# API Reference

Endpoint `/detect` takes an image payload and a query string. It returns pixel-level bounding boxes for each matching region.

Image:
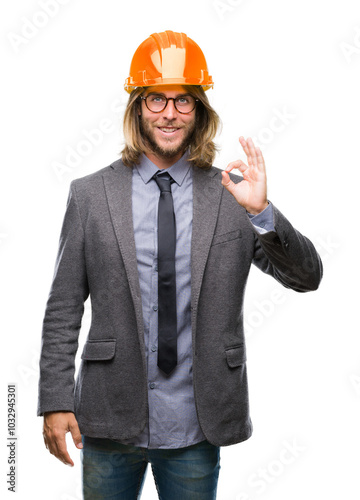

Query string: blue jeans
[81,436,220,499]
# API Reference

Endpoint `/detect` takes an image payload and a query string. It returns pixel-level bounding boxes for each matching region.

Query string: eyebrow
[145,92,191,97]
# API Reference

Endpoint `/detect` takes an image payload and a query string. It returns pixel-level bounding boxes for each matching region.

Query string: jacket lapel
[102,160,144,343]
[191,166,223,319]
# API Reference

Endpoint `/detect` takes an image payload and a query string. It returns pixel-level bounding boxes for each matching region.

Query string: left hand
[221,136,268,215]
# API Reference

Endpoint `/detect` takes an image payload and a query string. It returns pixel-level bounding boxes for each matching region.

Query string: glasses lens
[146,95,167,112]
[175,95,196,113]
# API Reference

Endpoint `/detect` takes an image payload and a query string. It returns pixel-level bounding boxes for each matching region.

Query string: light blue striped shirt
[123,152,274,449]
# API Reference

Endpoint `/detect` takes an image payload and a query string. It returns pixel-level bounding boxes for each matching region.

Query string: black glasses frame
[140,94,198,114]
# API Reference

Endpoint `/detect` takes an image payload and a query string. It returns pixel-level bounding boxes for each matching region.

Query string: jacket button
[149,382,155,389]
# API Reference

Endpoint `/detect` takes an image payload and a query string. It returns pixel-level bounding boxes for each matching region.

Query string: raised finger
[255,146,266,173]
[239,137,252,164]
[246,137,258,169]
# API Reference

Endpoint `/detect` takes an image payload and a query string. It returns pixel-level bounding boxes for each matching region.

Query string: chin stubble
[139,118,195,159]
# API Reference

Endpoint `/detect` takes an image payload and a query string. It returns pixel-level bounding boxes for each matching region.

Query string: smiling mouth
[158,127,180,134]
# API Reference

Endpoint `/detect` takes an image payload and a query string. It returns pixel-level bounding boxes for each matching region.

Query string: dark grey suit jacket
[37,159,322,447]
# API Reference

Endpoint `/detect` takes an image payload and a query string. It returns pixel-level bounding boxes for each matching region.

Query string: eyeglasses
[140,93,198,114]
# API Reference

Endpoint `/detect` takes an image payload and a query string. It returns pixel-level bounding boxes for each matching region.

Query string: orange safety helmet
[124,30,214,93]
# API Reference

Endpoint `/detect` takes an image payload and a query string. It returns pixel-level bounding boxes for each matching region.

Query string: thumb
[69,417,83,449]
[221,170,237,195]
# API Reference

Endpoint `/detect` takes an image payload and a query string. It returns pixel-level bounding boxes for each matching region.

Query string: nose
[162,98,177,119]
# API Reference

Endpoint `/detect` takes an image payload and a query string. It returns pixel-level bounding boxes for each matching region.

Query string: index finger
[53,435,74,466]
[225,159,247,173]
[44,430,74,466]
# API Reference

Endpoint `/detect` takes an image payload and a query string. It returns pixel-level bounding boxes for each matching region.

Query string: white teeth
[159,128,177,133]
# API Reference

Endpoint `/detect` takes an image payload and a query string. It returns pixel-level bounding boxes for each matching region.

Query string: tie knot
[153,172,173,193]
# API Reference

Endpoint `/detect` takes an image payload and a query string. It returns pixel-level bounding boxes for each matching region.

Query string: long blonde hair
[120,86,221,169]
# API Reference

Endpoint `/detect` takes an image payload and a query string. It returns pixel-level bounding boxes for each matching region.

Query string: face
[139,85,196,164]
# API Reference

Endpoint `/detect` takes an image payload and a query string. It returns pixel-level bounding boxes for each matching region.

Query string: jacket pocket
[211,229,242,247]
[81,339,116,361]
[225,344,246,368]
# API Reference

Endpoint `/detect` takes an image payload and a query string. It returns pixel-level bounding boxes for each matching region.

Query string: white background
[1,0,360,498]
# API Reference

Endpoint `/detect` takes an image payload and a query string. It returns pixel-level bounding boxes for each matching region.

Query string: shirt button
[149,382,155,389]
[153,305,158,311]
[151,345,157,352]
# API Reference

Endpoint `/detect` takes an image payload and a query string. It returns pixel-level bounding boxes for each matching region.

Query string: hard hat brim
[124,78,214,94]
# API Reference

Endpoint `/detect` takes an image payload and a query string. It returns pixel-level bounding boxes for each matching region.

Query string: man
[38,30,322,499]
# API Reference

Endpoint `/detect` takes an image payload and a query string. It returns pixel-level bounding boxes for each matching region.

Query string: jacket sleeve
[37,181,89,416]
[251,204,323,292]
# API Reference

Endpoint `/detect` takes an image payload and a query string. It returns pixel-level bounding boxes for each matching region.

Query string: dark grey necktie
[153,171,177,375]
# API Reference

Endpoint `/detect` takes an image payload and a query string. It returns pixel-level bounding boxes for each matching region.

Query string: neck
[144,150,184,170]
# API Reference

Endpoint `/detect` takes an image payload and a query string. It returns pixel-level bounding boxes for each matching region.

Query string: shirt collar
[135,150,191,187]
